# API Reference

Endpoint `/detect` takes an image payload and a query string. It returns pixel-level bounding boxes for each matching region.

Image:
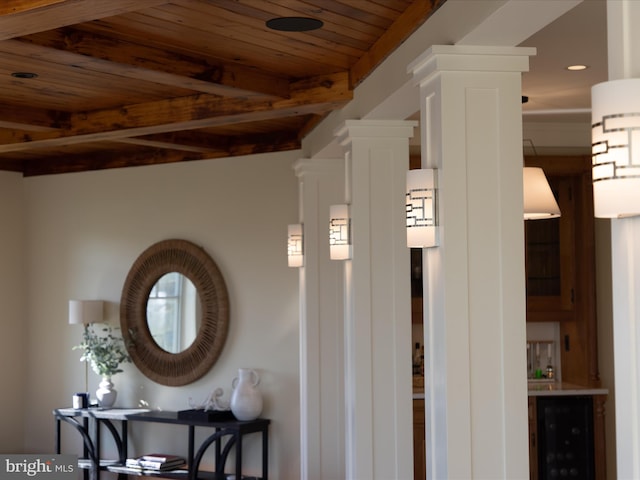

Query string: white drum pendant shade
[592,78,640,218]
[523,167,560,220]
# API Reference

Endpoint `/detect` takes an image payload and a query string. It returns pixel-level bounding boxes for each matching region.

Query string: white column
[605,2,640,477]
[408,45,533,479]
[293,158,346,480]
[334,120,415,480]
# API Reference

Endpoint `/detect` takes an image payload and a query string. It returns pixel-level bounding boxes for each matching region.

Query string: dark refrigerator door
[536,396,595,479]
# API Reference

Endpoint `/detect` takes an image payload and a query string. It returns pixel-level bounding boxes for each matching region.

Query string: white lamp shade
[329,204,351,260]
[287,223,304,267]
[592,78,640,218]
[69,300,104,325]
[523,167,561,220]
[406,168,439,247]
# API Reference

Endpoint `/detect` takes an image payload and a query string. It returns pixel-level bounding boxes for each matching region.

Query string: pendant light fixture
[523,167,561,220]
[522,96,560,220]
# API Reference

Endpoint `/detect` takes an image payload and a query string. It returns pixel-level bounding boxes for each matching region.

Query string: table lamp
[69,299,104,400]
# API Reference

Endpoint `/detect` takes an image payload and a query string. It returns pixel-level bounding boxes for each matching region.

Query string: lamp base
[96,377,117,408]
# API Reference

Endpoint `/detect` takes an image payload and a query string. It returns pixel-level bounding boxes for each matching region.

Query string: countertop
[527,381,608,396]
[412,382,608,400]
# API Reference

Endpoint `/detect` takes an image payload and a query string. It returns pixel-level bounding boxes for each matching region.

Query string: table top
[54,408,270,429]
[54,407,151,420]
[127,410,271,430]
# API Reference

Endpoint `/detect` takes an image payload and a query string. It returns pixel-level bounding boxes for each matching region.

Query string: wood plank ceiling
[0,0,444,176]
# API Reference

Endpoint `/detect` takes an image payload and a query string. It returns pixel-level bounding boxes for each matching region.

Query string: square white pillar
[409,45,534,479]
[335,119,416,480]
[293,158,346,480]
[602,2,640,477]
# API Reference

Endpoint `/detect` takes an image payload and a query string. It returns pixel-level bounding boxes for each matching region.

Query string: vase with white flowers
[73,324,131,408]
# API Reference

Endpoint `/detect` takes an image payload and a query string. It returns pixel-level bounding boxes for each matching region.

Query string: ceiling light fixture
[266,17,323,32]
[11,72,38,79]
[566,64,588,71]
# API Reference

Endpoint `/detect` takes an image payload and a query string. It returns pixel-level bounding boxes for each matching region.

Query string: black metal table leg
[262,427,269,480]
[235,431,242,479]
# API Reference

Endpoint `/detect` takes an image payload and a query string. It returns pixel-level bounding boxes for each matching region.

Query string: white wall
[0,171,27,452]
[18,152,301,478]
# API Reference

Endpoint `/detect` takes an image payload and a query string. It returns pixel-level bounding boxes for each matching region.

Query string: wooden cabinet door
[525,156,599,387]
[525,175,576,322]
[413,399,426,479]
[528,397,538,480]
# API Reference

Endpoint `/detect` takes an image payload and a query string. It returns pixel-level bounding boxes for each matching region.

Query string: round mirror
[147,272,200,354]
[120,239,229,386]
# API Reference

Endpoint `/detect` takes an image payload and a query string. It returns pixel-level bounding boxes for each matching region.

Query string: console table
[53,408,270,480]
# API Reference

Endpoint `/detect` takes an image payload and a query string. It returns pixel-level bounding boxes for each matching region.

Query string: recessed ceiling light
[566,64,588,71]
[266,17,323,32]
[11,72,38,79]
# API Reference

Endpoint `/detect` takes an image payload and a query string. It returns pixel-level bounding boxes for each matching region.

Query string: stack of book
[125,453,186,471]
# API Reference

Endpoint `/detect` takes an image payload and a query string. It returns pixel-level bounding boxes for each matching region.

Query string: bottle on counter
[413,343,421,375]
[546,365,554,379]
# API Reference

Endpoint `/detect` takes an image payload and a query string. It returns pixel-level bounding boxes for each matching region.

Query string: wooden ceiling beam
[22,147,212,176]
[116,131,231,153]
[350,0,446,87]
[0,0,169,40]
[21,131,301,176]
[0,157,24,172]
[0,72,351,153]
[0,103,68,131]
[225,131,300,157]
[0,1,67,16]
[16,28,290,99]
[0,120,58,132]
[117,130,301,155]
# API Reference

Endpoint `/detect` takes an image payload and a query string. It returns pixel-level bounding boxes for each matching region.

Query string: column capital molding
[334,119,418,147]
[409,44,536,86]
[293,157,344,179]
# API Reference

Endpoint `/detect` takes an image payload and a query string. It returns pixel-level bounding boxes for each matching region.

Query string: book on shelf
[108,464,189,476]
[125,454,186,471]
[139,453,184,463]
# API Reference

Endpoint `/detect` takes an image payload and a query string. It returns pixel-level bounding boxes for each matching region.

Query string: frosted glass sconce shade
[592,78,640,218]
[523,167,561,220]
[406,168,439,247]
[69,299,104,325]
[329,204,351,260]
[287,223,304,267]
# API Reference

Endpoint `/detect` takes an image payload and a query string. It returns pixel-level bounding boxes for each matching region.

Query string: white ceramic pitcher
[230,368,263,421]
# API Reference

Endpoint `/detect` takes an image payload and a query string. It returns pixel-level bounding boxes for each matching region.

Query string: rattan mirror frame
[120,239,229,386]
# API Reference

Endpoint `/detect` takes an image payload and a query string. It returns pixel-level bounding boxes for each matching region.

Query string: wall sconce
[592,78,640,218]
[523,167,561,220]
[406,169,439,248]
[329,204,352,260]
[287,223,304,267]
